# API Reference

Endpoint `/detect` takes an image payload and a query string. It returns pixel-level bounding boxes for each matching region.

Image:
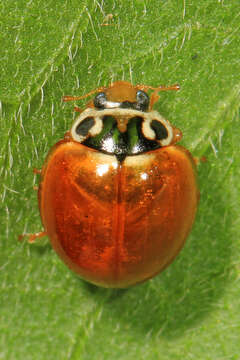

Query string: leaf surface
[1,1,240,359]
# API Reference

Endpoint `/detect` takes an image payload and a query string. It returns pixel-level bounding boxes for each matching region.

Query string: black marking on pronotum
[76,117,95,136]
[151,120,168,141]
[82,115,162,163]
[71,107,173,163]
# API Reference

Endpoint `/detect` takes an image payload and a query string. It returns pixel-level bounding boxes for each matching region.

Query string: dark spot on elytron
[151,120,168,140]
[76,117,95,136]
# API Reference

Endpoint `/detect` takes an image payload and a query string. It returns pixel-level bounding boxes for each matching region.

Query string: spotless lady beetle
[24,81,199,288]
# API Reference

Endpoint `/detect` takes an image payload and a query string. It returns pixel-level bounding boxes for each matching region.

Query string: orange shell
[39,138,199,288]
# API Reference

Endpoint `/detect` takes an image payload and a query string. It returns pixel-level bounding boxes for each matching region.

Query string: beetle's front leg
[18,231,47,243]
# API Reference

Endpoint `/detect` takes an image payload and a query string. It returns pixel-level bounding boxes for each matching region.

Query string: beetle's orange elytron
[29,81,199,288]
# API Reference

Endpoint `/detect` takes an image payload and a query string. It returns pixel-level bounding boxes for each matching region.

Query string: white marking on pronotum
[142,110,173,146]
[70,108,174,147]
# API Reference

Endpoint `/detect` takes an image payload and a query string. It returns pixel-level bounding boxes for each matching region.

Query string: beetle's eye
[94,92,107,109]
[136,90,149,111]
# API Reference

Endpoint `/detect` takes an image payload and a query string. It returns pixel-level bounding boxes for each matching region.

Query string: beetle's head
[93,81,150,112]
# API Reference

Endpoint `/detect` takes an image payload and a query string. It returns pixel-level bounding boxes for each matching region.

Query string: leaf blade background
[1,1,240,359]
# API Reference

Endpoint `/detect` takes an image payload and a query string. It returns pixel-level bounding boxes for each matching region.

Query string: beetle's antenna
[62,86,107,102]
[136,84,180,110]
[136,84,180,92]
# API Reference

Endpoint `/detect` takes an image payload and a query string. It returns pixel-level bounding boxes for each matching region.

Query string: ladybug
[24,81,199,288]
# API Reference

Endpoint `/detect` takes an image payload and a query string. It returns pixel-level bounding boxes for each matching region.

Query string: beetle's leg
[18,231,47,243]
[74,106,83,113]
[63,131,72,141]
[193,156,207,166]
[149,92,160,109]
[149,85,180,109]
[32,168,41,190]
[33,168,41,175]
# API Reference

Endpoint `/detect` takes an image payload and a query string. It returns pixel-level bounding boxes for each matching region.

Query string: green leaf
[1,1,240,359]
